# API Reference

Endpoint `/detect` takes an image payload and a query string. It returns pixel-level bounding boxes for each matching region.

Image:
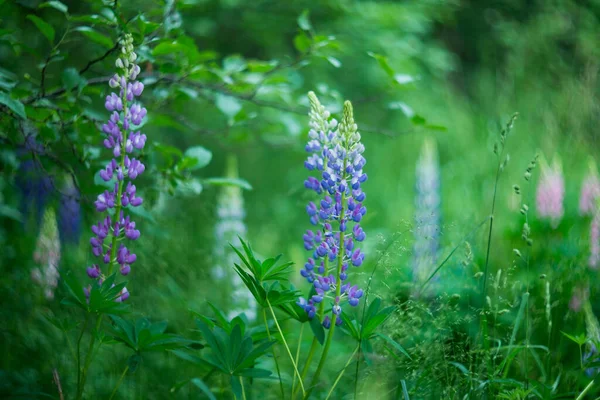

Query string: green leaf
[27,15,55,44]
[561,331,587,346]
[309,317,325,345]
[223,55,247,74]
[39,1,68,14]
[0,92,26,119]
[215,94,242,119]
[191,378,216,400]
[183,146,212,170]
[237,368,272,378]
[176,178,203,196]
[297,10,312,31]
[0,205,22,221]
[375,333,411,360]
[171,350,214,370]
[230,375,242,400]
[294,33,311,53]
[326,56,341,68]
[203,177,252,190]
[367,52,394,77]
[74,27,113,49]
[61,67,84,91]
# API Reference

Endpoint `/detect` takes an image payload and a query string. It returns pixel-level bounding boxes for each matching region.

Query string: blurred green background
[1,0,600,398]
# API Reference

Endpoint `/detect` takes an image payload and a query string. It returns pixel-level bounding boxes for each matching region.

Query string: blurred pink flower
[580,176,600,216]
[570,286,589,312]
[536,159,564,228]
[590,214,600,269]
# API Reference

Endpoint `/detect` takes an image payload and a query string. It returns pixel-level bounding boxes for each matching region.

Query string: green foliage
[231,238,300,309]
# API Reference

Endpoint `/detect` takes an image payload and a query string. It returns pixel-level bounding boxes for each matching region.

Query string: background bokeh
[1,0,600,398]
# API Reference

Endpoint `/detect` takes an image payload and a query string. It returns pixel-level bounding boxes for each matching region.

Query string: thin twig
[52,368,64,400]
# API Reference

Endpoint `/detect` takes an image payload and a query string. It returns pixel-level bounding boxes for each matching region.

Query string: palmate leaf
[109,316,194,353]
[232,237,294,282]
[194,312,274,378]
[61,272,129,315]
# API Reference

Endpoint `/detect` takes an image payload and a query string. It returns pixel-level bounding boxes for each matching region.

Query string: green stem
[76,316,102,400]
[575,380,594,400]
[293,279,326,399]
[239,376,247,400]
[325,345,359,400]
[109,365,129,400]
[262,308,285,399]
[291,324,304,396]
[76,315,90,395]
[266,299,305,395]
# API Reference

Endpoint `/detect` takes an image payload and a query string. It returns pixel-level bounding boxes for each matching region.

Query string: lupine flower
[569,286,589,312]
[86,34,147,301]
[15,131,53,229]
[590,213,600,269]
[580,163,600,216]
[58,175,81,244]
[297,92,367,329]
[213,155,257,320]
[412,138,441,292]
[535,157,564,228]
[31,208,61,300]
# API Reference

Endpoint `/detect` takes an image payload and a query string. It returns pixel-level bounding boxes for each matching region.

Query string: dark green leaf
[191,378,216,400]
[74,27,113,49]
[39,1,68,14]
[309,317,325,345]
[27,15,55,44]
[0,92,26,119]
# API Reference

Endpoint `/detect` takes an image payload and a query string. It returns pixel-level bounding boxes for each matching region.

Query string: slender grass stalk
[262,308,285,398]
[419,216,491,294]
[325,345,359,400]
[266,299,306,395]
[109,365,129,400]
[480,114,517,387]
[291,324,304,396]
[575,380,594,400]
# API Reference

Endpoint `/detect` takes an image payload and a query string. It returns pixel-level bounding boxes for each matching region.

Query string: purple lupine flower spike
[297,92,367,329]
[85,34,147,301]
[58,175,82,244]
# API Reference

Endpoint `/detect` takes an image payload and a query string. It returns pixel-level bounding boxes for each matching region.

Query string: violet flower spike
[85,34,147,301]
[298,92,367,329]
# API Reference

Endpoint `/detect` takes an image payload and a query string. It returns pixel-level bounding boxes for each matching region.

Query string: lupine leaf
[191,378,216,400]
